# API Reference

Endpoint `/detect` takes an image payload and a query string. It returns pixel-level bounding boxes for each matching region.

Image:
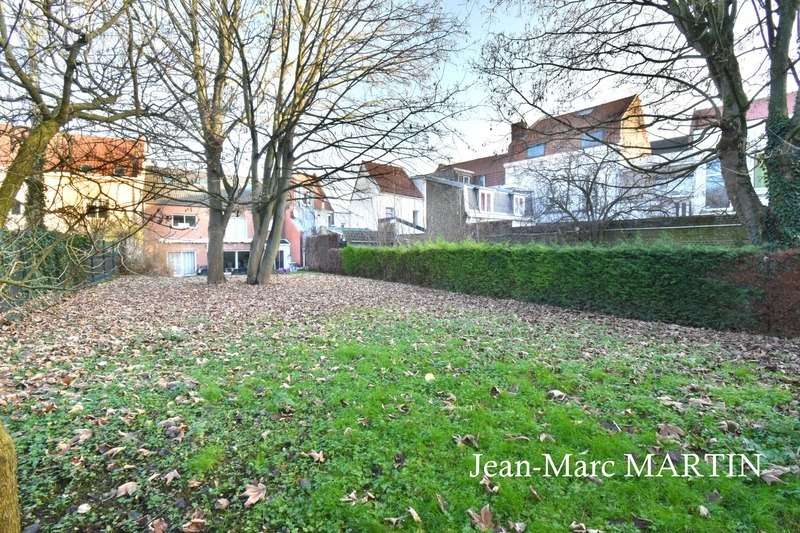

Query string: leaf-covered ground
[1,274,799,532]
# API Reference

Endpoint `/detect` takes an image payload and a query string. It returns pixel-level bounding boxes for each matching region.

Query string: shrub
[0,228,95,305]
[341,241,768,331]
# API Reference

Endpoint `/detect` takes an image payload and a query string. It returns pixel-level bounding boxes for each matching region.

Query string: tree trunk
[0,119,60,227]
[246,210,271,284]
[205,143,227,285]
[23,172,45,228]
[257,189,289,285]
[0,421,20,533]
[717,120,770,244]
[765,116,800,246]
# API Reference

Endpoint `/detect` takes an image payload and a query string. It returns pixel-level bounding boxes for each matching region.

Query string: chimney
[510,121,528,142]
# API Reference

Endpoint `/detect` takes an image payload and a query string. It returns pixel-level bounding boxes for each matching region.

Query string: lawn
[1,274,799,532]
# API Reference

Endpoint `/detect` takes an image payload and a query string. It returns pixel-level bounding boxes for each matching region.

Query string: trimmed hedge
[341,241,765,331]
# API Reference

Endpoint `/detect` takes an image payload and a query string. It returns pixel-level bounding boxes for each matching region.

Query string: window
[513,195,526,216]
[80,164,92,173]
[753,154,767,189]
[581,129,605,149]
[225,216,247,241]
[11,200,23,215]
[86,200,109,219]
[479,190,494,212]
[171,214,198,228]
[328,212,335,226]
[704,160,730,208]
[412,210,420,227]
[477,175,486,186]
[114,166,126,177]
[526,143,545,158]
[460,174,471,184]
[385,207,395,218]
[674,201,692,217]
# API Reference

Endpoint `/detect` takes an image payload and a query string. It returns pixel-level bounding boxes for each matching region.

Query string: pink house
[143,169,331,276]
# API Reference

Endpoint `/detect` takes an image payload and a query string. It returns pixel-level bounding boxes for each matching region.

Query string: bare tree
[235,0,459,284]
[517,149,683,241]
[0,0,148,226]
[481,0,800,245]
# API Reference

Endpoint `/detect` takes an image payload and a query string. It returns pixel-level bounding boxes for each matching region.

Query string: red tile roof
[518,94,639,143]
[361,161,423,198]
[0,125,145,176]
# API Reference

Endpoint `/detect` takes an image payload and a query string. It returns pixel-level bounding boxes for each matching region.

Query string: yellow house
[0,126,147,235]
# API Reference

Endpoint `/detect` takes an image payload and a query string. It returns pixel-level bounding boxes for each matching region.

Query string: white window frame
[385,206,395,218]
[479,190,494,212]
[171,214,198,228]
[581,129,605,149]
[412,210,420,227]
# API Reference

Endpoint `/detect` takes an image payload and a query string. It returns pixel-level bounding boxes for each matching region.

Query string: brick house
[143,169,334,276]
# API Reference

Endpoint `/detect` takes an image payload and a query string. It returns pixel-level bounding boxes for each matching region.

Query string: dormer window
[460,174,471,184]
[581,129,605,149]
[527,143,545,158]
[576,107,594,116]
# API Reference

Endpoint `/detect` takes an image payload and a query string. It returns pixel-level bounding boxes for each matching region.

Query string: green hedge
[341,241,760,331]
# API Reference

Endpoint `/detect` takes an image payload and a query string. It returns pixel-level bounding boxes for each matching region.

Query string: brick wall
[304,233,342,273]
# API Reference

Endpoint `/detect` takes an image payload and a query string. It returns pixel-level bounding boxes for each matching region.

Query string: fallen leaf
[304,450,325,463]
[384,516,403,527]
[547,389,567,401]
[656,423,685,440]
[529,485,541,501]
[214,498,230,510]
[407,507,421,523]
[424,373,435,382]
[467,505,494,531]
[435,493,449,513]
[453,434,479,448]
[242,483,267,507]
[149,518,168,533]
[76,503,91,514]
[480,474,500,494]
[164,469,181,485]
[115,481,138,498]
[698,505,710,518]
[181,510,206,532]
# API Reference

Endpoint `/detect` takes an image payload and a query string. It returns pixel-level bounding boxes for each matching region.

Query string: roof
[521,94,639,141]
[291,174,333,211]
[650,135,692,155]
[434,153,509,187]
[691,92,798,130]
[0,124,145,177]
[361,161,423,199]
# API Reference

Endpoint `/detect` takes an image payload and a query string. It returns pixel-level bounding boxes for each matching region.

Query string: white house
[325,161,425,234]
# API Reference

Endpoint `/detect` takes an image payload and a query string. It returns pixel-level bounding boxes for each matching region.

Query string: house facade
[326,161,425,237]
[1,127,146,232]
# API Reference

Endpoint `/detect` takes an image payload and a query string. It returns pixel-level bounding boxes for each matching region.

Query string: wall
[425,179,468,241]
[304,233,342,273]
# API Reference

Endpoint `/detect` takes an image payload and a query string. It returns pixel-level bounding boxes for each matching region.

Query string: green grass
[3,310,799,532]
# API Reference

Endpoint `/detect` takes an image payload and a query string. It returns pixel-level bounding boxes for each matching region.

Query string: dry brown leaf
[149,518,168,533]
[181,510,206,532]
[215,498,230,510]
[467,504,494,531]
[480,475,500,494]
[164,469,181,485]
[407,506,422,523]
[115,481,138,498]
[242,482,267,507]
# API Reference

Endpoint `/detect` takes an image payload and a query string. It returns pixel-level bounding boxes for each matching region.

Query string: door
[168,252,196,277]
